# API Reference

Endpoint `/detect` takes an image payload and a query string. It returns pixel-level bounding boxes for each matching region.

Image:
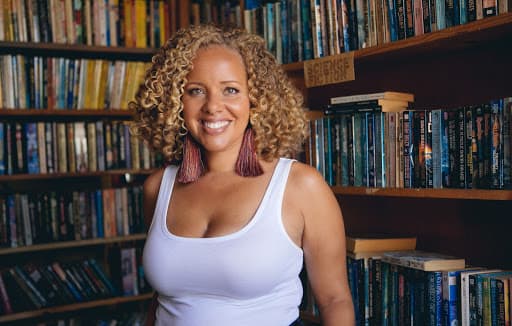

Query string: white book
[330,91,414,105]
[459,268,501,326]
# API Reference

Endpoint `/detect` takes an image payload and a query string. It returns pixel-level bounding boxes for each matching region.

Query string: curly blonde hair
[130,24,308,164]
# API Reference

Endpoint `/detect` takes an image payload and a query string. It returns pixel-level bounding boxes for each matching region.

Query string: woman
[130,24,354,326]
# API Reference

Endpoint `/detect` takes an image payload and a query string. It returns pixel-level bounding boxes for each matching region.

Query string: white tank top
[142,158,304,326]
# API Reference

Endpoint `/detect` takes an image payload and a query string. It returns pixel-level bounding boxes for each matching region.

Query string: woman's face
[182,45,250,157]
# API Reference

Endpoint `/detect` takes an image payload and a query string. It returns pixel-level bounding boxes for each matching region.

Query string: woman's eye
[225,87,239,95]
[187,88,204,95]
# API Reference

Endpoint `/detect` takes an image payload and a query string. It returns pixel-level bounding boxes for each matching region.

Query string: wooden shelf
[0,169,153,182]
[283,13,512,74]
[0,292,153,324]
[0,109,135,120]
[331,187,512,200]
[284,14,512,108]
[0,234,146,256]
[0,41,156,60]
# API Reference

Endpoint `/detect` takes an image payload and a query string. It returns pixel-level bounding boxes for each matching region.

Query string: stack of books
[325,91,414,115]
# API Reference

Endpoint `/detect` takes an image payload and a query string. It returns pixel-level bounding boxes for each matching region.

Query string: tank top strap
[265,158,296,212]
[149,165,178,232]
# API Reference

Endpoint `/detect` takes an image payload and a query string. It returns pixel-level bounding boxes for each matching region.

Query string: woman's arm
[290,163,355,325]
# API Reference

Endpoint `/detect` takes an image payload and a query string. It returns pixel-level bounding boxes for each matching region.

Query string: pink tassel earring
[177,134,204,183]
[235,127,263,177]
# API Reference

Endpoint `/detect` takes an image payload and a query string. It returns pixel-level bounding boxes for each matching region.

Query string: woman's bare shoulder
[288,160,328,190]
[142,167,167,228]
[144,167,166,196]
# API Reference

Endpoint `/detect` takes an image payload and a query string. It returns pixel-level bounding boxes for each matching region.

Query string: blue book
[0,122,5,175]
[96,190,104,238]
[266,2,276,56]
[503,98,511,188]
[365,111,375,187]
[387,0,399,41]
[490,99,503,189]
[459,0,467,24]
[324,117,334,185]
[280,0,291,63]
[428,271,443,326]
[352,112,364,186]
[442,270,462,326]
[300,0,313,60]
[88,258,118,296]
[25,122,40,174]
[381,262,390,325]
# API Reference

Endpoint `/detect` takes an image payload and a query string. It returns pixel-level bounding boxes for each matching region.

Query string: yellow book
[95,60,109,109]
[123,0,133,47]
[83,60,96,109]
[87,122,97,172]
[134,0,146,48]
[346,234,417,253]
[159,1,166,46]
[120,61,135,109]
[91,60,106,109]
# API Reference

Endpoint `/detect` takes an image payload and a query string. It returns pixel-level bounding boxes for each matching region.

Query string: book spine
[8,267,43,309]
[0,271,13,314]
[443,270,460,326]
[428,271,443,326]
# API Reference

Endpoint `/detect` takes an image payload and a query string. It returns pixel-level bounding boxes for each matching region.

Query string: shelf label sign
[303,52,355,88]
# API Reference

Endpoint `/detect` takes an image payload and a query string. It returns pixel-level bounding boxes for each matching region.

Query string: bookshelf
[169,1,511,324]
[0,0,187,324]
[290,13,512,273]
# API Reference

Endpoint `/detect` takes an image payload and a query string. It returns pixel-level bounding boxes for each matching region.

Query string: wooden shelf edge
[331,186,512,200]
[283,13,512,74]
[0,169,154,182]
[0,293,153,323]
[0,234,147,256]
[0,109,135,118]
[0,41,156,56]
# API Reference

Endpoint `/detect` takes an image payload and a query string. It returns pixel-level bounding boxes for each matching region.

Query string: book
[346,234,417,253]
[0,271,13,314]
[325,99,410,114]
[381,250,466,271]
[330,91,415,105]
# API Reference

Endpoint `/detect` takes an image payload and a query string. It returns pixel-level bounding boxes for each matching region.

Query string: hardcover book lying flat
[330,91,415,105]
[346,235,417,253]
[381,250,466,271]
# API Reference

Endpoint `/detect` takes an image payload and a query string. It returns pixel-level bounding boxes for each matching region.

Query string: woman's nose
[202,92,222,114]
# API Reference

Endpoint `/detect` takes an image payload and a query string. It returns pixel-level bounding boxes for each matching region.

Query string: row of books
[190,0,244,28]
[242,0,508,64]
[0,259,118,314]
[345,235,511,326]
[0,0,171,48]
[309,95,512,189]
[0,186,145,249]
[0,120,163,176]
[0,55,149,110]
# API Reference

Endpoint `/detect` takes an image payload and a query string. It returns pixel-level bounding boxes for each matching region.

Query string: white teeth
[203,121,229,129]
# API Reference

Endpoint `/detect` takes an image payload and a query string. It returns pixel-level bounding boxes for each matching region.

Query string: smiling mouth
[203,120,230,129]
